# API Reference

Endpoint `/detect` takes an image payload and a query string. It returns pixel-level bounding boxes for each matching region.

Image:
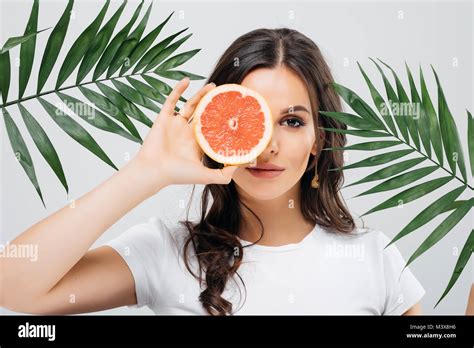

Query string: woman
[0,28,425,315]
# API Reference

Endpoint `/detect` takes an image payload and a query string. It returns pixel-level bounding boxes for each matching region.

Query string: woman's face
[232,65,318,201]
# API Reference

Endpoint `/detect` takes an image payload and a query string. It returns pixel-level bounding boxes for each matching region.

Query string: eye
[281,117,305,128]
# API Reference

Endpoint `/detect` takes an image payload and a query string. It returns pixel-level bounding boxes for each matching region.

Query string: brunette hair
[179,28,355,315]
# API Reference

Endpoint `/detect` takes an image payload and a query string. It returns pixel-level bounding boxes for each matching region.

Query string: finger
[180,82,216,119]
[206,165,239,185]
[161,77,190,116]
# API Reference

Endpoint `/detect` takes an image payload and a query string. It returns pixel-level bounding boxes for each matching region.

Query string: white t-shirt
[105,216,425,315]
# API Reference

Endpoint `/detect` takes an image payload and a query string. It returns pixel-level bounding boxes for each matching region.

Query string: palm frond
[435,229,473,308]
[19,0,39,99]
[76,0,127,84]
[0,28,49,55]
[37,0,74,94]
[322,59,472,306]
[2,108,45,207]
[1,0,205,208]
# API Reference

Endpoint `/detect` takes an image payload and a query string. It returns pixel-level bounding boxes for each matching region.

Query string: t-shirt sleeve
[377,231,426,315]
[104,217,172,309]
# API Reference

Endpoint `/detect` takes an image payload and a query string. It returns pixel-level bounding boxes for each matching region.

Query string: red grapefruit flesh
[193,84,273,165]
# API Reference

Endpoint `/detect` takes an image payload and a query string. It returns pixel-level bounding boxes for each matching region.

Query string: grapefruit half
[193,84,273,165]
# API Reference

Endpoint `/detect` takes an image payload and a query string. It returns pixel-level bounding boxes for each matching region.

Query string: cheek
[232,167,249,184]
[283,130,315,170]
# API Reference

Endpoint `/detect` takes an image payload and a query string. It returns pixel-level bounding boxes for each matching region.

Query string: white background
[1,0,472,315]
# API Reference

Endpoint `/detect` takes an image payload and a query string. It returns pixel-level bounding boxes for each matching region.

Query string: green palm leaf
[155,49,201,72]
[78,86,142,142]
[132,28,189,74]
[1,0,203,208]
[0,51,10,104]
[378,59,421,151]
[0,28,49,55]
[324,140,401,151]
[328,149,415,171]
[152,69,205,82]
[96,81,153,127]
[56,92,141,143]
[93,0,144,81]
[360,176,453,216]
[142,74,172,93]
[440,200,469,214]
[19,0,39,99]
[37,0,73,93]
[76,0,126,84]
[420,67,444,165]
[142,74,187,103]
[119,12,174,75]
[106,2,153,78]
[385,186,467,248]
[111,79,161,113]
[56,0,110,88]
[126,77,166,104]
[2,108,45,207]
[432,66,468,182]
[406,63,432,157]
[324,59,472,305]
[369,58,411,144]
[319,111,383,130]
[354,166,439,197]
[343,157,426,188]
[435,230,474,307]
[331,82,386,130]
[18,103,68,194]
[39,97,117,170]
[319,127,390,138]
[405,198,472,268]
[357,62,398,136]
[144,33,193,72]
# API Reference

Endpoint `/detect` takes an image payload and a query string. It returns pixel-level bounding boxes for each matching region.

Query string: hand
[132,77,239,192]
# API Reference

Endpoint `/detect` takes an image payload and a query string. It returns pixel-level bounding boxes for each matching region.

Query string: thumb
[207,165,239,184]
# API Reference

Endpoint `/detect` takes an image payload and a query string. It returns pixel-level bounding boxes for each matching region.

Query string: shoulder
[103,217,194,310]
[152,216,194,254]
[317,224,392,254]
[317,224,425,314]
[106,216,192,256]
[316,224,407,270]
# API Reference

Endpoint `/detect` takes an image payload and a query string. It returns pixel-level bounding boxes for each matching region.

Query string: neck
[236,182,315,246]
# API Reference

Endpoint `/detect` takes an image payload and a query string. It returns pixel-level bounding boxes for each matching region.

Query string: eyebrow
[280,105,310,115]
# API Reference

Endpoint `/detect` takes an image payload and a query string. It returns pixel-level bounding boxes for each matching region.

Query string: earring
[311,159,319,189]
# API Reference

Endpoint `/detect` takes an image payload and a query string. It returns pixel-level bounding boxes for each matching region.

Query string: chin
[234,181,291,201]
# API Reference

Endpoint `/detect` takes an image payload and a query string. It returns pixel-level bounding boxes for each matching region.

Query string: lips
[245,166,285,179]
[246,163,285,171]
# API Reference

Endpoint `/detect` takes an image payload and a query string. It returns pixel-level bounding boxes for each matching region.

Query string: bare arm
[465,284,474,315]
[0,159,164,314]
[0,78,237,315]
[403,302,422,315]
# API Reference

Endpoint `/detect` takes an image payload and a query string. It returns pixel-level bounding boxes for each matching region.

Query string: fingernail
[209,82,216,87]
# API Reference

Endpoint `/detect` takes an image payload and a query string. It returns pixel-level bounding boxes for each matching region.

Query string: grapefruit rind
[193,84,273,165]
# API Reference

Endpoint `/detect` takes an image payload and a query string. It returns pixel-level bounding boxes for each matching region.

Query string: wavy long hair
[179,28,355,315]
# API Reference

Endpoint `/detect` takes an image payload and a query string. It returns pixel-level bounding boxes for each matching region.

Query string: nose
[245,132,278,167]
[261,133,278,156]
